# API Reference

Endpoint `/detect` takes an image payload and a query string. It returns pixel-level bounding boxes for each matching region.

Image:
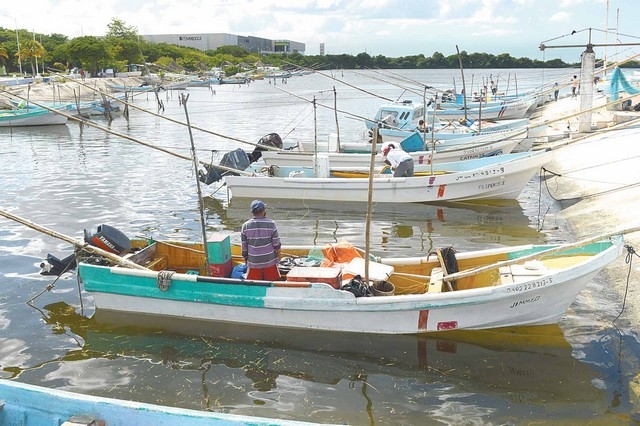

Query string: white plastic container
[313,153,330,178]
[343,257,394,281]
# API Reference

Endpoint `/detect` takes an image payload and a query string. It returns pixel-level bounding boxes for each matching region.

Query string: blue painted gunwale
[0,379,317,426]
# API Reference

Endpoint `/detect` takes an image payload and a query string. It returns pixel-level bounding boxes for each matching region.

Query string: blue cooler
[207,234,233,277]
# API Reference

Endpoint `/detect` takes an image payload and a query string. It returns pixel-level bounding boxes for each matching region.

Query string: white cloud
[549,11,572,23]
[1,0,638,61]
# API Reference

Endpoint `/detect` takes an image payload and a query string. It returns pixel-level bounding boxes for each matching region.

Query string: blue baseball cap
[251,200,266,212]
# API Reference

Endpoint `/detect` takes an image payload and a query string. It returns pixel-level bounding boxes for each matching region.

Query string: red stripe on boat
[418,310,429,330]
[417,155,428,165]
[274,281,311,287]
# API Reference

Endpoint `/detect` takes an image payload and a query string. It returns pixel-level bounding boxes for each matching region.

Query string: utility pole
[4,15,23,75]
[540,28,640,133]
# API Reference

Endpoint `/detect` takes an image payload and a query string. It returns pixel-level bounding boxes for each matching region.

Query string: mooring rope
[157,270,175,292]
[540,166,640,202]
[612,245,638,324]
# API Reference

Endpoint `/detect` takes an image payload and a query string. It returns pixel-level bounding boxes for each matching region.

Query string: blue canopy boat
[0,379,314,425]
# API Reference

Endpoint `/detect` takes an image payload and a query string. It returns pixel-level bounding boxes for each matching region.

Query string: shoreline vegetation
[2,18,640,82]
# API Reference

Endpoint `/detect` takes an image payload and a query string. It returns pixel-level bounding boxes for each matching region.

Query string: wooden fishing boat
[162,80,190,90]
[433,96,537,120]
[227,150,553,203]
[107,83,157,93]
[187,77,216,87]
[0,108,68,126]
[9,98,122,117]
[75,225,623,335]
[361,99,543,148]
[366,98,535,132]
[261,130,527,168]
[0,379,313,426]
[376,120,530,145]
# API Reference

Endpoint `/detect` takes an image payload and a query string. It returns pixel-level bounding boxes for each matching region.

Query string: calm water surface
[1,69,639,424]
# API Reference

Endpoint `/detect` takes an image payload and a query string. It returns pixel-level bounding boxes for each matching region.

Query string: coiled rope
[157,270,175,292]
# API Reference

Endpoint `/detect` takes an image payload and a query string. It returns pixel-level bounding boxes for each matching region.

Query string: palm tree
[0,45,8,74]
[17,39,46,76]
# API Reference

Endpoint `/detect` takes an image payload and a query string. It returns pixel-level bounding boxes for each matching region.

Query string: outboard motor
[83,224,131,255]
[198,148,252,185]
[249,133,283,162]
[199,133,284,185]
[40,253,77,276]
[39,225,131,276]
[219,148,251,172]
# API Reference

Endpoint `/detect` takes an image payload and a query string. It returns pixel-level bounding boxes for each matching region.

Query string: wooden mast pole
[456,45,468,122]
[181,93,210,274]
[364,127,379,287]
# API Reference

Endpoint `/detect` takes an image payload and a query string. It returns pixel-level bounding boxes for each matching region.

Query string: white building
[140,33,305,55]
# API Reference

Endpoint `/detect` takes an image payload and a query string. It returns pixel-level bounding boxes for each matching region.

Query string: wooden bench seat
[146,255,168,271]
[499,262,547,285]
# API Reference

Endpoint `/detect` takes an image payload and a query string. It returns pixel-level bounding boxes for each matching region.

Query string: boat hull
[377,122,529,145]
[0,109,68,126]
[228,150,553,203]
[79,240,620,335]
[262,134,524,168]
[432,97,536,120]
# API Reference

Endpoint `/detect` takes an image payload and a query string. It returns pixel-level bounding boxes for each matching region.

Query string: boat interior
[119,237,596,296]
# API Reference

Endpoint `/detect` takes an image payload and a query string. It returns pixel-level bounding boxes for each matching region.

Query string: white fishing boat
[0,108,68,126]
[432,96,537,120]
[69,225,623,335]
[261,128,528,168]
[162,80,190,90]
[225,150,553,204]
[107,83,156,93]
[366,99,535,133]
[375,119,530,145]
[8,98,122,117]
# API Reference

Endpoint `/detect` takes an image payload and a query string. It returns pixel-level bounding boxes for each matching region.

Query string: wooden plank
[436,249,454,291]
[428,267,444,293]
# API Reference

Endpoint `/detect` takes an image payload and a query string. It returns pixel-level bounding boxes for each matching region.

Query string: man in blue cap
[241,200,282,280]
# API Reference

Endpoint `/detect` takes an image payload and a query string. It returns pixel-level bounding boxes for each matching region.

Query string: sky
[2,0,640,63]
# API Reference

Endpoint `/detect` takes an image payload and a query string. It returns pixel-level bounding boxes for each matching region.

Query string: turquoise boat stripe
[505,241,611,260]
[80,265,269,308]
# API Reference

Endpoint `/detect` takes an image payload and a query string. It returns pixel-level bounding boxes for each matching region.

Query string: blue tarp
[608,67,640,101]
[400,132,424,152]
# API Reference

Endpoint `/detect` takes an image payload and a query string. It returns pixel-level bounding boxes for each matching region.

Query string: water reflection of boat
[10,301,606,424]
[0,123,72,140]
[221,197,546,249]
[83,309,602,408]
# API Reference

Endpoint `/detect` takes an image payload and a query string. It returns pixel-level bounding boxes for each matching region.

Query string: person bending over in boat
[241,200,282,281]
[381,143,414,177]
[416,119,431,132]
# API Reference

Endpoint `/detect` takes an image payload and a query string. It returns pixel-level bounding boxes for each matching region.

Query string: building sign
[179,36,202,41]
